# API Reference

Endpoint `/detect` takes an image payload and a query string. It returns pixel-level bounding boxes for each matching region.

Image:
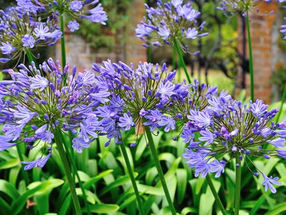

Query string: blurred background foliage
[77,0,133,51]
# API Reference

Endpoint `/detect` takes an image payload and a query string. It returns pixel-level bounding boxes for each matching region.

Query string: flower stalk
[54,128,82,215]
[62,132,91,215]
[174,39,191,83]
[26,49,34,64]
[119,142,144,215]
[246,13,254,101]
[145,127,177,215]
[206,175,227,215]
[60,14,66,71]
[234,154,242,215]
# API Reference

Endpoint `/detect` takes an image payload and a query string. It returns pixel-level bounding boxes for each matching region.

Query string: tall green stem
[276,84,286,123]
[26,49,34,64]
[234,154,242,215]
[172,45,176,70]
[173,39,191,84]
[119,142,144,215]
[61,132,90,215]
[54,128,82,215]
[60,14,66,70]
[206,175,227,215]
[246,13,254,101]
[145,127,177,215]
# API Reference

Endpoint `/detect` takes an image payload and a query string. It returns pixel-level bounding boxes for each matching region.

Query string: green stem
[145,127,177,215]
[60,14,66,70]
[26,49,34,64]
[61,132,90,215]
[246,13,254,101]
[206,175,227,215]
[276,84,286,123]
[172,45,176,70]
[173,39,191,84]
[234,154,242,215]
[119,143,144,215]
[54,128,82,215]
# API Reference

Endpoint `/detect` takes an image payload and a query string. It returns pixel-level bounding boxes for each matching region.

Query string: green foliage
[1,129,285,214]
[77,0,133,51]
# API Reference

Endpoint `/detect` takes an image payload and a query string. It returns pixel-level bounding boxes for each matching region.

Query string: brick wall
[53,0,146,71]
[237,1,284,103]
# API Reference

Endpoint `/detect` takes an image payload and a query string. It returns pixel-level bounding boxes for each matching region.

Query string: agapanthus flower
[167,79,220,128]
[217,0,281,16]
[92,60,181,145]
[182,98,285,193]
[0,58,109,169]
[0,7,61,63]
[16,0,108,32]
[135,0,208,53]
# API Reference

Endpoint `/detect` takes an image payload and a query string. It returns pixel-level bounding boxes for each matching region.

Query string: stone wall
[54,0,146,71]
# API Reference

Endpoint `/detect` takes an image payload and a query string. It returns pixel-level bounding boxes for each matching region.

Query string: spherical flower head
[217,0,276,16]
[0,58,109,169]
[92,60,180,145]
[135,0,208,53]
[16,0,108,32]
[168,79,219,128]
[182,98,285,193]
[0,7,61,64]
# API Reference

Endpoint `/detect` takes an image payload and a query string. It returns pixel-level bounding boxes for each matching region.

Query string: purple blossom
[22,34,35,48]
[118,113,135,131]
[22,153,51,170]
[68,20,80,32]
[72,137,90,153]
[0,135,17,151]
[199,129,215,145]
[157,81,175,101]
[30,75,49,91]
[262,174,282,193]
[158,26,170,40]
[0,7,62,64]
[182,94,285,192]
[0,58,109,169]
[0,42,15,55]
[34,23,50,40]
[93,60,179,144]
[136,1,207,51]
[188,110,211,128]
[69,1,83,12]
[250,99,268,117]
[185,28,198,39]
[158,116,176,132]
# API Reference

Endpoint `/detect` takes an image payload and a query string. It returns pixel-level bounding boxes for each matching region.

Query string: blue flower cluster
[136,0,208,53]
[16,0,108,32]
[0,7,61,63]
[92,60,179,145]
[0,58,109,169]
[182,95,286,193]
